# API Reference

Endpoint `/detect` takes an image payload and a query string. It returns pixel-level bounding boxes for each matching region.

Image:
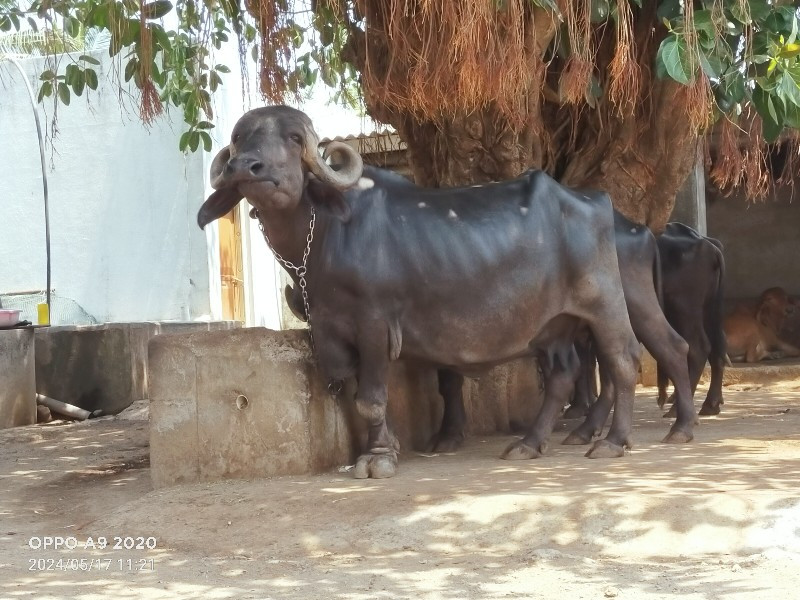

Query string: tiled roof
[320,129,406,154]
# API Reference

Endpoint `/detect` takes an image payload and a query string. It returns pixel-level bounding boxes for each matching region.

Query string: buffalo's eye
[231,133,240,144]
[289,133,303,145]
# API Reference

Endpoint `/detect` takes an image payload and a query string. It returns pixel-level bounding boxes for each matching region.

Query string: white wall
[0,52,214,324]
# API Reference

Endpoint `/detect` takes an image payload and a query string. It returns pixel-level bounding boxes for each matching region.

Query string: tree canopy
[2,1,799,227]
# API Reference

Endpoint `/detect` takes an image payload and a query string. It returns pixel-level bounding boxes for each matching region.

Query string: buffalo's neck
[257,200,317,278]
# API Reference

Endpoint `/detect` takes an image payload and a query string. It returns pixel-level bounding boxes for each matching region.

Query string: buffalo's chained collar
[253,206,316,350]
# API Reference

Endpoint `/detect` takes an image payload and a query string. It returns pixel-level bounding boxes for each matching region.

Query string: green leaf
[761,114,783,142]
[141,1,173,20]
[590,0,609,23]
[656,0,681,22]
[656,34,693,85]
[65,64,79,86]
[79,54,101,65]
[751,85,784,142]
[699,51,723,79]
[57,82,71,106]
[37,80,52,103]
[778,72,800,108]
[40,69,56,81]
[691,10,716,39]
[779,43,800,59]
[199,130,212,152]
[785,101,800,130]
[723,71,746,104]
[85,68,99,90]
[64,16,81,38]
[189,131,200,152]
[124,59,138,83]
[73,71,86,96]
[179,131,191,151]
[748,0,773,26]
[319,24,334,46]
[209,70,222,92]
[215,64,231,73]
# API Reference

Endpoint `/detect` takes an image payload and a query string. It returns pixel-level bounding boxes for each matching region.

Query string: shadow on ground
[1,387,799,599]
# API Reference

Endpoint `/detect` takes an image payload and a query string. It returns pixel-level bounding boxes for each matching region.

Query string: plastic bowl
[0,309,21,326]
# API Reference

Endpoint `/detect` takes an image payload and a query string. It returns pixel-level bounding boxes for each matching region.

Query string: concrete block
[639,349,658,387]
[149,328,543,487]
[149,328,352,487]
[464,357,541,435]
[0,328,37,429]
[35,321,241,415]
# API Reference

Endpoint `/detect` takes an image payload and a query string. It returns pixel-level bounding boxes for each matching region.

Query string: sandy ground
[2,383,800,599]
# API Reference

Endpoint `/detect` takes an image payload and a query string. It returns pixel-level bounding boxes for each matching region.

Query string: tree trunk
[383,94,698,233]
[343,2,700,232]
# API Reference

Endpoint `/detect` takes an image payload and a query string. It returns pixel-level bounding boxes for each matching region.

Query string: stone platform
[149,328,542,487]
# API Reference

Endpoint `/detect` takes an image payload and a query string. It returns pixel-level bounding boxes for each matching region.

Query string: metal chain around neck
[253,206,316,348]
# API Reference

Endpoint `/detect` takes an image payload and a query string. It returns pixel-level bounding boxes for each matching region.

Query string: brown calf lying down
[724,287,800,362]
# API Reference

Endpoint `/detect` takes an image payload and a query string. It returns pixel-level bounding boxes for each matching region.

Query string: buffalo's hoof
[662,428,693,444]
[562,405,589,420]
[562,425,597,445]
[699,402,721,416]
[353,449,397,479]
[501,439,546,460]
[657,394,676,408]
[585,439,626,458]
[428,432,464,453]
[662,405,677,418]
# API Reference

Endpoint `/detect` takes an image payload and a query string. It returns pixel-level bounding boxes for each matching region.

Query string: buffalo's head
[197,105,363,229]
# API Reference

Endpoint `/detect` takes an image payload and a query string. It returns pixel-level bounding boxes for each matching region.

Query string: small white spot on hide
[418,202,427,208]
[582,195,591,200]
[630,227,637,233]
[448,209,458,219]
[356,177,375,190]
[520,206,529,215]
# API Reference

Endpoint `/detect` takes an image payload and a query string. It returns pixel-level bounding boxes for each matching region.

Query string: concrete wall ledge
[149,328,542,487]
[0,328,37,429]
[35,321,241,415]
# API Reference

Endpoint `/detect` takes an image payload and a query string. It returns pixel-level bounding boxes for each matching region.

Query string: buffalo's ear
[210,146,231,189]
[197,187,243,229]
[305,177,351,222]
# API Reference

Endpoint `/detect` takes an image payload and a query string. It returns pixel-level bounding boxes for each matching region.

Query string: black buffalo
[432,210,698,454]
[198,105,642,478]
[656,223,726,415]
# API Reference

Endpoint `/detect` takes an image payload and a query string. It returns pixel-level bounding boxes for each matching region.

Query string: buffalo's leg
[662,324,709,415]
[656,363,671,408]
[563,363,613,445]
[700,339,725,415]
[564,339,596,419]
[428,368,467,452]
[503,346,579,460]
[632,314,695,443]
[700,300,726,414]
[352,324,398,479]
[584,319,640,458]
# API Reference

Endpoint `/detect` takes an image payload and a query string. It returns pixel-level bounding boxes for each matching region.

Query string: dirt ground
[2,382,800,599]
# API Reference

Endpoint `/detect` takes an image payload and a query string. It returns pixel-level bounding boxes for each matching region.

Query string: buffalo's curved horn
[301,124,363,190]
[210,146,232,189]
